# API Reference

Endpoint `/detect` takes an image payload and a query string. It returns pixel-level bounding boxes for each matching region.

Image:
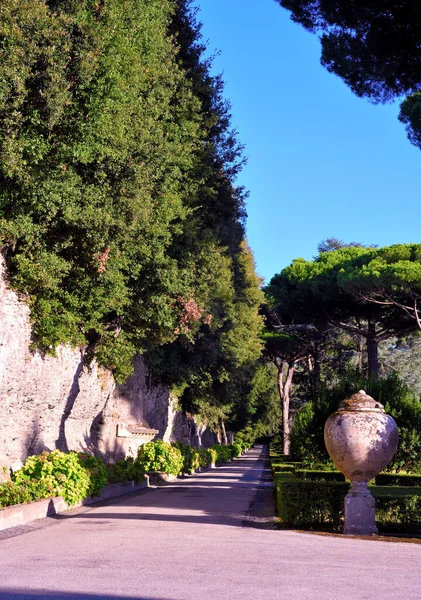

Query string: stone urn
[324,390,399,535]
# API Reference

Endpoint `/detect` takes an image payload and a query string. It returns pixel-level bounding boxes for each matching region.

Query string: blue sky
[192,0,421,284]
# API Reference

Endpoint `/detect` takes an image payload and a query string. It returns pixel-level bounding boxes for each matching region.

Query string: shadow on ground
[48,446,276,530]
[0,591,171,600]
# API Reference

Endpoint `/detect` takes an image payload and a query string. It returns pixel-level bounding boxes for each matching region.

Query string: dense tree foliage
[277,0,421,149]
[0,0,276,438]
[266,245,420,378]
[337,244,421,332]
[380,333,421,396]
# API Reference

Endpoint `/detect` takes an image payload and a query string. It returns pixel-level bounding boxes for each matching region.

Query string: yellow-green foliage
[137,440,183,476]
[11,450,107,505]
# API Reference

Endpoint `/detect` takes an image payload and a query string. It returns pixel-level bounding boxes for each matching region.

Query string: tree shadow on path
[0,590,171,600]
[52,446,276,530]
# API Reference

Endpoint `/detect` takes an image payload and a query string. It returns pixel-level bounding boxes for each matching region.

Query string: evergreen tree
[0,0,269,437]
[277,0,421,149]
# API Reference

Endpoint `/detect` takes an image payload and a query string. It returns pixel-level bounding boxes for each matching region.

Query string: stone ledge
[0,478,149,532]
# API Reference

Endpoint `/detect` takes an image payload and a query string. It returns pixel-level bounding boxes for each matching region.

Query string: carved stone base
[344,481,378,535]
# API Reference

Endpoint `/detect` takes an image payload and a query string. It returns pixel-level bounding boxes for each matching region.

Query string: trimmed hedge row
[375,473,421,487]
[276,478,347,531]
[274,475,421,532]
[269,439,421,533]
[296,470,345,482]
[376,495,421,533]
[271,463,299,474]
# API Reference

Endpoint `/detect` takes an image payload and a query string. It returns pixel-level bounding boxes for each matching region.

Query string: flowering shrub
[136,440,183,476]
[207,447,218,465]
[198,448,211,468]
[217,445,233,464]
[208,445,233,465]
[107,457,145,484]
[12,450,107,505]
[77,453,108,496]
[230,443,243,458]
[0,481,45,508]
[95,247,111,273]
[173,296,213,336]
[172,442,200,473]
[174,296,203,335]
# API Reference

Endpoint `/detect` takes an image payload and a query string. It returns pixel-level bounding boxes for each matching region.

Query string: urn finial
[337,390,384,414]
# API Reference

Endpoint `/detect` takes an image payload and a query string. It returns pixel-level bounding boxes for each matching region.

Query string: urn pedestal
[324,390,399,535]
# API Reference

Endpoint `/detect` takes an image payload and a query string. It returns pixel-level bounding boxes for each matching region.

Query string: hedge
[376,495,421,533]
[275,477,421,533]
[275,479,348,531]
[375,473,421,487]
[296,469,345,482]
[271,463,298,474]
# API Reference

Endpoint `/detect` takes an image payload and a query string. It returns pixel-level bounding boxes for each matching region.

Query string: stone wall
[0,256,216,475]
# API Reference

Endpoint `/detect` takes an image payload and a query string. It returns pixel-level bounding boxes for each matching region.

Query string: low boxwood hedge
[275,478,348,531]
[274,471,296,484]
[296,469,345,482]
[376,495,421,533]
[275,476,421,533]
[375,473,421,487]
[271,463,298,474]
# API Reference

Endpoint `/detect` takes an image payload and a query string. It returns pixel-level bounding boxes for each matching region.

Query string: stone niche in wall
[114,423,159,460]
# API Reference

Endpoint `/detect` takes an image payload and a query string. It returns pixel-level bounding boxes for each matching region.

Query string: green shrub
[12,450,109,505]
[307,461,338,472]
[198,448,211,468]
[376,495,421,533]
[107,457,145,484]
[275,479,348,530]
[137,440,183,476]
[375,473,421,487]
[271,464,298,474]
[205,444,233,465]
[0,481,45,508]
[171,442,200,474]
[371,486,421,497]
[296,470,345,482]
[192,448,200,471]
[77,453,108,497]
[214,445,233,464]
[235,429,257,450]
[274,472,297,486]
[207,447,218,465]
[275,477,421,533]
[230,443,242,458]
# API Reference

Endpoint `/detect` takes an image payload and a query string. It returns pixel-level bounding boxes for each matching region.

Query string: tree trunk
[307,354,314,399]
[283,361,295,455]
[356,332,364,375]
[220,419,228,446]
[308,345,321,401]
[277,360,286,401]
[366,320,379,378]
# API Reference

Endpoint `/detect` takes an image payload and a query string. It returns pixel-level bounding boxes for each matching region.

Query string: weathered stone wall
[0,256,216,475]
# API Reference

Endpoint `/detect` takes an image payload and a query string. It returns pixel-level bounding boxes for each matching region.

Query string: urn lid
[337,390,385,414]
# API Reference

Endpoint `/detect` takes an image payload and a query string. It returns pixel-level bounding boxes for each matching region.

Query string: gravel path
[1,446,420,600]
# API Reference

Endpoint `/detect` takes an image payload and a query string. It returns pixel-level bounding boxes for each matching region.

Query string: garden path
[0,446,420,600]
